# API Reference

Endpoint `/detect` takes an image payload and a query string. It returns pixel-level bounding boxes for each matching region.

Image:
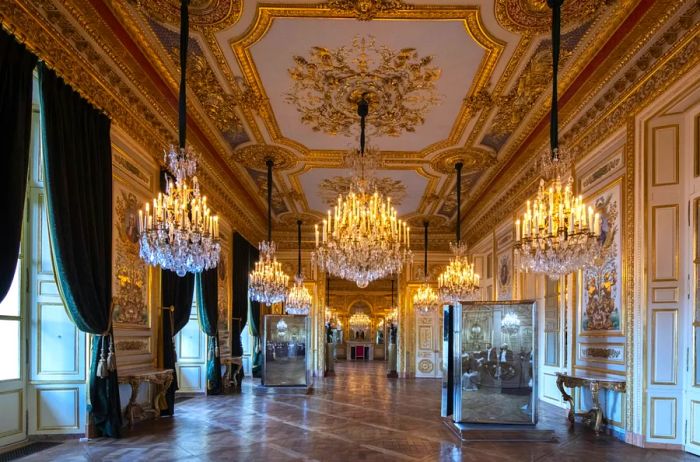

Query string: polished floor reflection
[14,361,697,461]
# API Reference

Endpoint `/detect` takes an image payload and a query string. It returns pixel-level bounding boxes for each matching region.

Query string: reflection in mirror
[263,315,308,386]
[456,302,536,425]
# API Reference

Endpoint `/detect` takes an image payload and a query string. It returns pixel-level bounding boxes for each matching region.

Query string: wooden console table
[221,357,243,393]
[118,369,174,428]
[556,372,626,435]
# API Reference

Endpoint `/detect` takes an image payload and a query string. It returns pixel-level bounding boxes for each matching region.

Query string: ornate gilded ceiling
[3,0,697,245]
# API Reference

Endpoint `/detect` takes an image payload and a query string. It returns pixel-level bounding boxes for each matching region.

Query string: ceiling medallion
[324,0,413,21]
[230,144,297,171]
[495,0,608,33]
[287,35,441,137]
[430,147,496,175]
[130,0,242,31]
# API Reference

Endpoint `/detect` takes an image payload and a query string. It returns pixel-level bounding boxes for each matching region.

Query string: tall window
[0,259,22,381]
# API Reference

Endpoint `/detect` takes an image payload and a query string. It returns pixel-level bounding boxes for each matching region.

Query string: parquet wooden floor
[14,361,698,461]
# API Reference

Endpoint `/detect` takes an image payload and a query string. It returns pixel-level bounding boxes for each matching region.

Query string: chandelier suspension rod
[549,0,563,159]
[455,162,463,243]
[297,219,302,277]
[358,96,368,156]
[178,0,189,149]
[266,158,273,242]
[424,221,429,279]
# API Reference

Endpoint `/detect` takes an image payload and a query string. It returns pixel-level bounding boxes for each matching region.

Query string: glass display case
[453,301,537,425]
[262,315,311,387]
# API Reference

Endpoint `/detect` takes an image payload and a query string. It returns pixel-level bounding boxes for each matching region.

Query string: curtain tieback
[97,303,116,378]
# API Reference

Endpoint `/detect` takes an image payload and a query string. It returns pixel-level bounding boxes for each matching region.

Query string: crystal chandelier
[513,0,601,279]
[276,318,288,336]
[138,0,220,277]
[286,220,312,315]
[249,159,290,304]
[501,312,521,335]
[438,162,480,304]
[413,221,439,313]
[313,97,412,288]
[349,312,371,331]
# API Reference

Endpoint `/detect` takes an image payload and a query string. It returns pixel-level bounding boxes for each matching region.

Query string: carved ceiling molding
[323,0,413,21]
[230,144,298,171]
[0,0,266,243]
[495,0,612,34]
[430,147,496,174]
[231,5,505,159]
[127,0,242,31]
[169,46,245,135]
[464,7,700,244]
[286,35,441,137]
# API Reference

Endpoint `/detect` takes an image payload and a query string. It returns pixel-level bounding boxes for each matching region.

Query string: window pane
[0,260,20,317]
[0,320,20,381]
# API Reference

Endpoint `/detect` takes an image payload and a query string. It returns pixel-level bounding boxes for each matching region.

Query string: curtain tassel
[106,334,116,372]
[215,337,220,358]
[97,336,109,378]
[208,339,215,361]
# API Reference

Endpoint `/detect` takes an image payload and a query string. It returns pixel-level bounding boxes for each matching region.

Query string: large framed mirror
[453,301,537,425]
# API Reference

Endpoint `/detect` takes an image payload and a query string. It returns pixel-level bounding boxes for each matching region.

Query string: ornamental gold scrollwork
[324,0,413,21]
[230,144,297,170]
[495,0,611,33]
[581,347,622,360]
[430,147,496,174]
[170,48,246,136]
[286,35,441,137]
[319,176,408,207]
[128,0,242,31]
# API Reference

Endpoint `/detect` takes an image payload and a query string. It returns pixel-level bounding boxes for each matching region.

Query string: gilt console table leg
[590,382,603,436]
[556,375,575,425]
[126,379,140,428]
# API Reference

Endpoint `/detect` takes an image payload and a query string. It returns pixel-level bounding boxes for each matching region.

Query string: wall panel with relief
[111,141,160,372]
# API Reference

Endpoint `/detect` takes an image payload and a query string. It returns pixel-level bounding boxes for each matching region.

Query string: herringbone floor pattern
[13,361,698,461]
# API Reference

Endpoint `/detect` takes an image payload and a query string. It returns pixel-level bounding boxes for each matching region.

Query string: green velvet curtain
[196,268,222,394]
[248,244,263,377]
[0,30,37,302]
[38,63,122,437]
[161,270,194,416]
[232,233,251,357]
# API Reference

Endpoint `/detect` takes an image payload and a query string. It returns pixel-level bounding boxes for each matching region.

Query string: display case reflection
[454,301,537,425]
[263,315,310,387]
